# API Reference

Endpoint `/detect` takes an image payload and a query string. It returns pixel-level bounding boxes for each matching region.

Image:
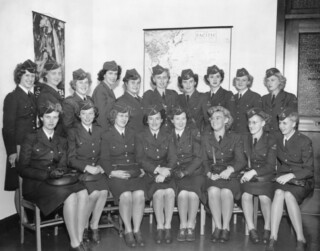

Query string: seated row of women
[16,96,313,251]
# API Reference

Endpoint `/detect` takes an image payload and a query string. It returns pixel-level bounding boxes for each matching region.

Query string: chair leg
[253,196,259,229]
[35,207,41,251]
[20,203,25,244]
[54,214,59,236]
[200,204,205,235]
[118,215,123,237]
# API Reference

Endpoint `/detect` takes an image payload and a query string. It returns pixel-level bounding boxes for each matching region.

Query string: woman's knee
[132,190,145,202]
[221,188,233,199]
[208,187,220,198]
[164,188,175,199]
[120,191,133,203]
[242,192,253,202]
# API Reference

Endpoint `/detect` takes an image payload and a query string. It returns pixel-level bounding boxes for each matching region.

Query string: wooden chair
[19,177,64,251]
[99,192,123,237]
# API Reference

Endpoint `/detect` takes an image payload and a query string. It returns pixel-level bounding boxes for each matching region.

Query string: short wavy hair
[232,74,254,89]
[69,73,92,91]
[14,63,36,84]
[40,64,62,83]
[142,109,166,127]
[108,109,131,125]
[178,75,199,90]
[264,72,286,90]
[204,70,225,85]
[97,65,122,82]
[207,106,234,129]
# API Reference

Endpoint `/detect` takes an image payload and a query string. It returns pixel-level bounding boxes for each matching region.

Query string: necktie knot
[186,95,190,102]
[284,139,288,147]
[121,133,125,138]
[135,96,140,102]
[271,95,276,105]
[83,96,87,101]
[218,136,223,144]
[153,133,157,139]
[177,134,180,141]
[88,128,92,135]
[239,93,242,100]
[162,93,165,100]
[49,137,52,142]
[253,138,258,147]
[28,91,32,97]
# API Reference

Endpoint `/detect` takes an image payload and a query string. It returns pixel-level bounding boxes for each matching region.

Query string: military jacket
[231,89,262,133]
[276,131,314,180]
[201,130,246,174]
[142,88,179,132]
[262,90,298,133]
[170,128,203,176]
[101,127,137,175]
[92,82,116,130]
[178,90,206,131]
[3,86,37,155]
[62,93,93,131]
[67,123,103,172]
[135,128,177,174]
[116,92,144,133]
[243,132,277,176]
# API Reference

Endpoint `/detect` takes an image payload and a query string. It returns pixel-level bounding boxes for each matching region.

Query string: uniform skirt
[175,174,206,204]
[81,173,109,194]
[273,178,314,204]
[23,178,86,216]
[145,175,176,200]
[206,177,241,200]
[107,176,147,205]
[241,181,274,199]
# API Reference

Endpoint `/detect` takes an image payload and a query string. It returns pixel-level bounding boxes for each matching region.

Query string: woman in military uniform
[202,106,246,243]
[203,65,234,130]
[92,61,121,131]
[62,69,93,132]
[18,102,88,251]
[100,102,146,248]
[266,109,314,251]
[3,60,38,215]
[240,108,276,244]
[37,60,65,136]
[169,106,204,242]
[135,105,177,244]
[231,68,262,133]
[116,69,144,133]
[177,69,206,131]
[142,65,179,132]
[67,100,108,244]
[261,68,297,135]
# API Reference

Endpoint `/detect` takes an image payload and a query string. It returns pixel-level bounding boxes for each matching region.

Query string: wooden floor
[1,213,319,251]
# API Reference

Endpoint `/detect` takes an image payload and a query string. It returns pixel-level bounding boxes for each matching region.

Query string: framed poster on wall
[143,26,233,93]
[32,11,65,95]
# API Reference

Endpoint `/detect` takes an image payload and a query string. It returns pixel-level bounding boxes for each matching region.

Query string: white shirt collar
[175,129,184,137]
[75,92,86,100]
[82,123,92,132]
[211,86,221,95]
[238,88,248,96]
[42,128,54,139]
[114,125,125,135]
[284,130,295,142]
[19,84,34,94]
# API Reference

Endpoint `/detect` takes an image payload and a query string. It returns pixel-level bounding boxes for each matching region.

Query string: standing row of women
[3,58,312,251]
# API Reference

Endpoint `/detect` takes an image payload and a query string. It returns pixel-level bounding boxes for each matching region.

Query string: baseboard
[0,213,19,235]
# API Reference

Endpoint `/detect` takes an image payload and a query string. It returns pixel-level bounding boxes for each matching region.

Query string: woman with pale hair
[231,68,262,133]
[261,68,297,135]
[265,108,314,251]
[201,106,246,243]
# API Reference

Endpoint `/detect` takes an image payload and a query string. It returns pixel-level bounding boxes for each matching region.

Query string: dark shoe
[186,228,195,242]
[177,228,186,242]
[262,229,271,244]
[164,228,172,244]
[155,229,164,244]
[91,229,100,243]
[249,229,260,244]
[69,244,84,251]
[81,242,91,251]
[134,231,145,247]
[124,232,136,248]
[220,229,230,243]
[265,238,276,251]
[296,240,307,251]
[211,228,222,243]
[83,228,90,243]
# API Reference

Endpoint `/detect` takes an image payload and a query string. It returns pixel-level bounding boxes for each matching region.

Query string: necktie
[177,134,180,141]
[186,95,190,102]
[49,137,52,142]
[28,91,32,97]
[284,139,288,147]
[253,138,257,147]
[121,133,125,138]
[153,133,157,140]
[162,93,165,100]
[211,92,214,99]
[88,128,92,135]
[218,136,222,144]
[271,95,275,105]
[135,96,140,103]
[239,94,242,100]
[83,97,87,101]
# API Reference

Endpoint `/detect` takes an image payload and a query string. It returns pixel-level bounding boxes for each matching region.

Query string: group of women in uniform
[2,58,314,251]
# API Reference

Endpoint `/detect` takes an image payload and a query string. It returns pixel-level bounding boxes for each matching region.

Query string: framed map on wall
[143,26,233,93]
